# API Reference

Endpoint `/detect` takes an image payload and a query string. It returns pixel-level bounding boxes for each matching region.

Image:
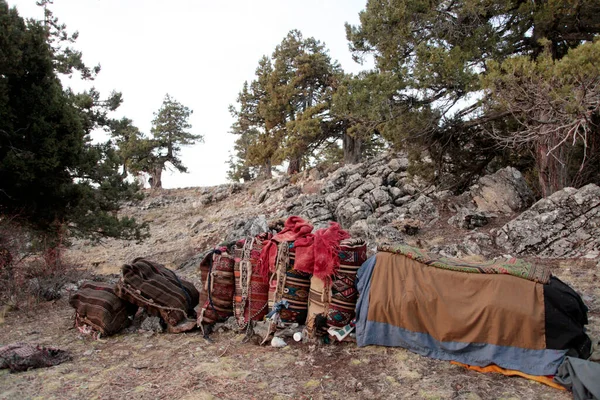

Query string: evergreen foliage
[345,0,600,193]
[144,94,203,189]
[0,1,148,242]
[229,30,348,180]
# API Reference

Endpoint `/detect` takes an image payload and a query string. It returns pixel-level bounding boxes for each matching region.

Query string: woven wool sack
[234,233,271,328]
[115,258,199,328]
[268,241,312,325]
[70,281,138,336]
[307,238,367,335]
[197,248,236,326]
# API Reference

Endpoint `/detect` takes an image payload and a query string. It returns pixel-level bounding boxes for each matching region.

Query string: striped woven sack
[70,281,138,336]
[268,241,311,325]
[307,238,367,335]
[197,248,236,326]
[115,258,199,329]
[234,233,271,328]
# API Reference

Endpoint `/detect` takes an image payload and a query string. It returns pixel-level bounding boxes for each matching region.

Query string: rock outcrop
[496,184,600,258]
[470,167,534,213]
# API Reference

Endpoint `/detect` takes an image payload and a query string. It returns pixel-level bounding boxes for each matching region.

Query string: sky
[10,0,373,188]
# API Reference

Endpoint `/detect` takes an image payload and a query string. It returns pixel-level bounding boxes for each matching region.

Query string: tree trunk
[287,157,301,175]
[150,165,163,189]
[260,159,272,180]
[536,135,567,198]
[343,131,362,164]
[241,167,252,183]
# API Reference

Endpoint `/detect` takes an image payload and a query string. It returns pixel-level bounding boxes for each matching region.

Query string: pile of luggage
[70,216,365,343]
[70,258,200,336]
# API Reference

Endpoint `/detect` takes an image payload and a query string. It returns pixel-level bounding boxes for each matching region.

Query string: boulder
[496,184,600,258]
[470,167,534,213]
[225,215,269,242]
[335,198,371,228]
[396,195,439,226]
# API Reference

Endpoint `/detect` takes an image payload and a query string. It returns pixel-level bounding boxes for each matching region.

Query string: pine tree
[229,30,348,180]
[145,94,203,189]
[0,1,148,242]
[346,0,600,193]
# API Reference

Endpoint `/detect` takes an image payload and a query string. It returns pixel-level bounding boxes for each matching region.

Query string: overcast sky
[10,0,372,188]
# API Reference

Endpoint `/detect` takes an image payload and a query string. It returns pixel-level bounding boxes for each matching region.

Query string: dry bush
[0,218,86,310]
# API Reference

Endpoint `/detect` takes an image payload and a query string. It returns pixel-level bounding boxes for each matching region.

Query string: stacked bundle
[260,216,352,327]
[267,241,312,324]
[196,247,236,327]
[70,281,138,336]
[307,238,367,336]
[116,258,199,333]
[233,233,272,329]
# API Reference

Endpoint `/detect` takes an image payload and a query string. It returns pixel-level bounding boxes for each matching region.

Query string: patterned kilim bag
[70,281,138,336]
[268,241,312,325]
[234,233,271,329]
[197,248,236,326]
[307,238,367,335]
[115,258,199,330]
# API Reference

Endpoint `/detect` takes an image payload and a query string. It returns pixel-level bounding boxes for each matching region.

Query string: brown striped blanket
[234,233,271,328]
[69,282,138,336]
[378,244,551,283]
[115,258,199,329]
[197,248,236,326]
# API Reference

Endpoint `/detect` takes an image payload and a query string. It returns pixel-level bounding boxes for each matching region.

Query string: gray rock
[394,195,413,207]
[364,188,392,210]
[470,167,534,213]
[351,181,376,199]
[448,208,489,229]
[287,196,334,226]
[397,195,439,226]
[140,316,164,333]
[335,198,371,228]
[496,184,600,258]
[225,215,269,242]
[388,157,409,173]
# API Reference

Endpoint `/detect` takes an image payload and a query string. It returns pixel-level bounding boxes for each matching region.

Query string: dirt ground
[1,187,598,399]
[2,255,598,400]
[0,299,574,400]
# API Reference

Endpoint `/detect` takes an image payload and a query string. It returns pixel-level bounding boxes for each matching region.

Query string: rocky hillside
[66,152,600,274]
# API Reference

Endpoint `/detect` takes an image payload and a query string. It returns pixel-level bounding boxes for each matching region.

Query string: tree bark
[287,157,301,175]
[536,135,567,198]
[259,159,272,180]
[150,165,163,189]
[343,131,362,164]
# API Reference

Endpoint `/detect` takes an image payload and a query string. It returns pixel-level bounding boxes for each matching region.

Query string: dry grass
[0,300,578,399]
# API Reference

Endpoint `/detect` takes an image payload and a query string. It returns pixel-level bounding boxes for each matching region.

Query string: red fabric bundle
[311,222,351,281]
[259,216,314,279]
[258,216,350,282]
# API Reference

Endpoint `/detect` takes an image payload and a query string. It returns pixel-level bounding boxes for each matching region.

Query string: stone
[397,195,439,226]
[335,198,371,228]
[447,208,489,229]
[364,188,392,210]
[140,316,164,333]
[388,157,409,173]
[470,167,534,213]
[257,190,269,204]
[225,215,269,242]
[496,184,600,258]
